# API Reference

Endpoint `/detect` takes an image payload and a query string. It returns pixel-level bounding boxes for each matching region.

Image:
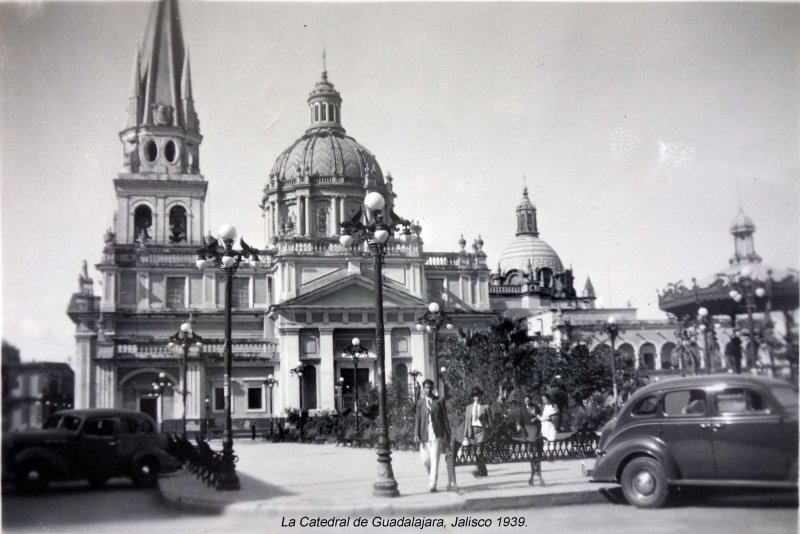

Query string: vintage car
[3,408,179,492]
[592,375,798,508]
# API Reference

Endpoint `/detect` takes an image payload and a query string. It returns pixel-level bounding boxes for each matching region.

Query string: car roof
[628,374,796,403]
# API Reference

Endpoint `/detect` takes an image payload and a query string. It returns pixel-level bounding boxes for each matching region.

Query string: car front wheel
[131,457,158,488]
[621,457,669,508]
[15,460,51,493]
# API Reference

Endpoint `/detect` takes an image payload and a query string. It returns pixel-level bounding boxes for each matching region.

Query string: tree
[440,314,541,417]
[559,343,614,403]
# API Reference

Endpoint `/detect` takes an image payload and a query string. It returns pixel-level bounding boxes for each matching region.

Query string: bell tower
[115,0,206,246]
[515,186,539,236]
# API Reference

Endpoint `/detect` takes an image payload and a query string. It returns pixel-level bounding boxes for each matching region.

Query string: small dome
[498,234,563,273]
[730,208,755,234]
[268,70,384,186]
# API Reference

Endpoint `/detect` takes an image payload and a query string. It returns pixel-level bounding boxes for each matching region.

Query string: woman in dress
[538,393,558,441]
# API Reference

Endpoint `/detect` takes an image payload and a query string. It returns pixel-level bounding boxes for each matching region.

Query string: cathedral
[69,0,722,430]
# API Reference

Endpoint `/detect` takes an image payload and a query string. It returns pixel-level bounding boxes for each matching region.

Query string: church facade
[68,0,689,430]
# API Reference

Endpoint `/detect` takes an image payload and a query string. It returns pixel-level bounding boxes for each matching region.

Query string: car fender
[12,447,72,477]
[593,436,680,482]
[130,447,179,473]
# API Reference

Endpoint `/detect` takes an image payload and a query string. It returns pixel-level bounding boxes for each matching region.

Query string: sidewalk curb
[158,482,612,517]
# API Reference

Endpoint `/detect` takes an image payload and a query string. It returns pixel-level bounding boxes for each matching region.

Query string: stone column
[74,329,97,409]
[410,329,428,382]
[305,196,312,237]
[319,328,335,410]
[187,358,204,423]
[280,328,302,410]
[298,196,305,236]
[333,196,340,235]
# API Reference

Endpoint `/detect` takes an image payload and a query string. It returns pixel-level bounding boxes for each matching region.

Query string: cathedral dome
[498,187,563,274]
[268,70,384,187]
[498,234,564,273]
[269,130,384,186]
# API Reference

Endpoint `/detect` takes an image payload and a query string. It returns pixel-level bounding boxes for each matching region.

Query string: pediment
[281,275,426,309]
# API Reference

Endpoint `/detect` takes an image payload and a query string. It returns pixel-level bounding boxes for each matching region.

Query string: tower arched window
[169,205,187,243]
[333,105,338,123]
[526,213,533,231]
[314,103,320,122]
[134,205,153,243]
[322,102,328,122]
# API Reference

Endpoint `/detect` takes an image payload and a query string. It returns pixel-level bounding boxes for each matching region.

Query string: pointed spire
[140,0,188,128]
[129,47,142,99]
[181,50,193,101]
[307,54,343,133]
[515,186,538,237]
[582,277,596,299]
[729,205,761,265]
[127,47,142,128]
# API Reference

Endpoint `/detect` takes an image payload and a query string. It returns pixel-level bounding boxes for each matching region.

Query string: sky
[1,1,798,364]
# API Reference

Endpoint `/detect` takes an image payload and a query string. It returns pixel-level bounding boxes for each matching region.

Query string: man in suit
[414,378,451,492]
[463,386,492,477]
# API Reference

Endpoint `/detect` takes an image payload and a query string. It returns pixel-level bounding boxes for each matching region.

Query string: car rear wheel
[621,457,668,508]
[15,460,50,493]
[131,457,158,487]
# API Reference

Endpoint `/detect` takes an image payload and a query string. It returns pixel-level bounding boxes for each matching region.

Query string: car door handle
[108,441,117,446]
[699,423,710,429]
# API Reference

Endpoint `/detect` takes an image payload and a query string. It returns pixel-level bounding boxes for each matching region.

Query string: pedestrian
[522,394,541,442]
[462,386,492,477]
[414,378,451,492]
[539,393,558,441]
[725,333,743,374]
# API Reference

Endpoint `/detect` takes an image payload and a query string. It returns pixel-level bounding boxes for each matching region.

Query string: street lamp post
[342,337,369,431]
[196,224,266,491]
[408,367,422,402]
[151,372,173,430]
[696,307,718,374]
[203,397,211,439]
[721,266,774,375]
[290,364,310,440]
[602,317,623,412]
[416,302,453,393]
[340,191,410,498]
[264,374,278,438]
[168,319,203,436]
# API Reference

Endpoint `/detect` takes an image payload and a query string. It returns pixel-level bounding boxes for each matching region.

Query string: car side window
[715,388,767,414]
[663,389,707,416]
[138,419,155,434]
[62,416,82,431]
[83,418,116,437]
[631,395,659,416]
[120,418,139,434]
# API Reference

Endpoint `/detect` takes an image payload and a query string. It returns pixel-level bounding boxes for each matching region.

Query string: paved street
[3,482,796,534]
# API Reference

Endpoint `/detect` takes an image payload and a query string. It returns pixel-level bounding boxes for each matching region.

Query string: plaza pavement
[158,439,617,516]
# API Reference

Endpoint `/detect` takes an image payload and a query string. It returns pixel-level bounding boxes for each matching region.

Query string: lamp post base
[372,436,399,497]
[216,471,241,491]
[215,449,240,491]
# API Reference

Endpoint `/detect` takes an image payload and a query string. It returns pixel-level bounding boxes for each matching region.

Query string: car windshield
[770,386,799,410]
[43,415,82,431]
